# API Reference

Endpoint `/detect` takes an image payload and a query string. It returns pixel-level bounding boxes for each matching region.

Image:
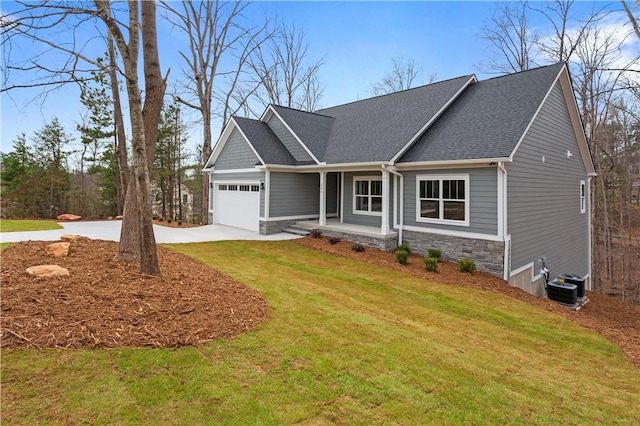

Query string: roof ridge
[271,104,335,119]
[317,74,476,112]
[480,62,564,83]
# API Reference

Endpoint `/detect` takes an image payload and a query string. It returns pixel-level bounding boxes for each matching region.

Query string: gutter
[383,165,404,245]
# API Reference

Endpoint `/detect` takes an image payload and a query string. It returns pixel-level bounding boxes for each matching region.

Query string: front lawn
[0,219,63,232]
[2,240,639,424]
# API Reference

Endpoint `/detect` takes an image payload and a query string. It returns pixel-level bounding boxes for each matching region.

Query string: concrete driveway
[0,221,301,244]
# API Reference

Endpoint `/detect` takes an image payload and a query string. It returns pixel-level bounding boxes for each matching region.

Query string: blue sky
[0,1,631,156]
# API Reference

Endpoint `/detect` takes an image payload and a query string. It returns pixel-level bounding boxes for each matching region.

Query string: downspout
[498,161,509,281]
[384,165,404,245]
[587,176,593,290]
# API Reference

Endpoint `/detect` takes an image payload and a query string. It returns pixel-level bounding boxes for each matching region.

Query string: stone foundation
[259,219,302,235]
[402,230,505,277]
[314,229,399,251]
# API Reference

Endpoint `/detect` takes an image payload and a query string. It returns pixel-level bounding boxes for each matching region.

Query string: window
[239,184,250,191]
[219,184,227,191]
[182,194,188,205]
[580,180,586,214]
[251,185,260,192]
[353,177,382,215]
[416,174,469,226]
[228,184,238,191]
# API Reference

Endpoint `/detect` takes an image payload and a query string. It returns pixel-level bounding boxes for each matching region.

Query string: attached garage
[214,183,261,231]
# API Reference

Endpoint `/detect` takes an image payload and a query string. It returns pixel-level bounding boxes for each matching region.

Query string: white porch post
[319,171,327,226]
[381,169,390,234]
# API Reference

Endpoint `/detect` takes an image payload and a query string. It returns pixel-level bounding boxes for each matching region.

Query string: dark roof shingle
[399,63,564,163]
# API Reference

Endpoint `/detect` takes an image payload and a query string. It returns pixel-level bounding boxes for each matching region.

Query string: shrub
[424,256,438,272]
[427,248,442,261]
[458,258,476,273]
[329,237,341,244]
[310,229,323,239]
[395,243,411,255]
[351,244,365,253]
[395,249,409,265]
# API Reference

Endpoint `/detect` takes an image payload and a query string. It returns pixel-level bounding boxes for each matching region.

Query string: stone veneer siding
[314,229,399,251]
[402,230,505,277]
[260,219,302,235]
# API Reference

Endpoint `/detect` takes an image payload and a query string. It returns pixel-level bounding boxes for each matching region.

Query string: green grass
[2,240,639,424]
[0,219,62,232]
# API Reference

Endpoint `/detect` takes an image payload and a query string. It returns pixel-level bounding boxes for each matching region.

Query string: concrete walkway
[0,221,301,244]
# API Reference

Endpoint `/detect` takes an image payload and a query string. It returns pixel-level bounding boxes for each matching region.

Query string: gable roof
[232,117,297,165]
[269,105,335,162]
[316,75,475,164]
[399,63,565,163]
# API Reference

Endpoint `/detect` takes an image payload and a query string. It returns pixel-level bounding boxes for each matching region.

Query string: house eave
[395,157,512,170]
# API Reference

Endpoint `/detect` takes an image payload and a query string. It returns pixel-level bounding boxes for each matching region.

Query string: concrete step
[282,227,311,236]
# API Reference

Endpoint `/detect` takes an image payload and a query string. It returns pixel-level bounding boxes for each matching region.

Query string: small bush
[395,243,411,254]
[329,237,341,244]
[351,244,365,253]
[395,249,409,265]
[424,256,438,272]
[310,229,323,239]
[458,258,476,273]
[427,248,442,261]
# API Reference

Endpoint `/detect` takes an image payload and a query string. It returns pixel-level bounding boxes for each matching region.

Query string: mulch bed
[0,239,267,349]
[1,235,639,370]
[296,236,640,369]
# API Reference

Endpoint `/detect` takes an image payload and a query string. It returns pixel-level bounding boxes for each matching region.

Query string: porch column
[319,171,327,226]
[381,169,390,234]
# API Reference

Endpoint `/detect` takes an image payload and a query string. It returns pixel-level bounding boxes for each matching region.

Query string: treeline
[0,102,201,223]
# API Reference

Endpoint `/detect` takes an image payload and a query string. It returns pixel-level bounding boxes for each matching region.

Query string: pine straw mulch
[0,239,267,350]
[295,236,640,369]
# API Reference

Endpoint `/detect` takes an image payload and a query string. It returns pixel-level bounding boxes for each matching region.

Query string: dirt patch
[153,220,201,228]
[0,239,267,349]
[296,236,640,369]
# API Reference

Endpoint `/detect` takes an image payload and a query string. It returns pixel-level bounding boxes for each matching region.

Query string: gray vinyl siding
[269,172,320,217]
[342,172,388,228]
[211,171,265,217]
[267,114,314,163]
[215,128,261,170]
[508,81,589,280]
[402,168,498,235]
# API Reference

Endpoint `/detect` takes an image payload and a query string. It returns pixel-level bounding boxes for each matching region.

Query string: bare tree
[531,0,610,64]
[161,1,270,225]
[2,1,167,275]
[621,0,640,40]
[371,57,435,96]
[250,23,325,110]
[478,1,537,74]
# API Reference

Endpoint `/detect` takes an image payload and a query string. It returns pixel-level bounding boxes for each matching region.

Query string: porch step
[282,225,312,236]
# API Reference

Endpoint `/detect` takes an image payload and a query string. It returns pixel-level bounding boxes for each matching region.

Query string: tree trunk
[201,115,212,224]
[108,32,128,214]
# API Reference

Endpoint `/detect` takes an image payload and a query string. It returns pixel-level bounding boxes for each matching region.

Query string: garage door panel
[215,183,260,231]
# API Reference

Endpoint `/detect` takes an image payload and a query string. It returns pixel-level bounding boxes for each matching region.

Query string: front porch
[294,218,399,251]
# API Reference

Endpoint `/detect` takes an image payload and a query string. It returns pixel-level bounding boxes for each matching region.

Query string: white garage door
[215,183,260,231]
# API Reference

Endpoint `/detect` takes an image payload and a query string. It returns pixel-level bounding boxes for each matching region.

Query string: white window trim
[416,173,470,227]
[580,180,586,214]
[352,176,383,217]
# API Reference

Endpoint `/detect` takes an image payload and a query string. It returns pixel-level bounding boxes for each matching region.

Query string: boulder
[57,213,81,221]
[45,242,70,257]
[26,265,70,278]
[114,215,123,220]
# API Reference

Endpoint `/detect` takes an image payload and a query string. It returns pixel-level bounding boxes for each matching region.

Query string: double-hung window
[353,177,382,215]
[416,174,469,226]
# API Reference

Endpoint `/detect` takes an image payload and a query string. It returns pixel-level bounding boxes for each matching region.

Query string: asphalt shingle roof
[270,105,335,161]
[232,116,296,165]
[316,75,475,163]
[399,63,564,163]
[227,63,565,167]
